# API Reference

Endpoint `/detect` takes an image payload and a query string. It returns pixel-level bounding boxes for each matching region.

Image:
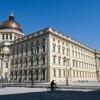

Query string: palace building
[0,13,100,86]
[0,13,24,82]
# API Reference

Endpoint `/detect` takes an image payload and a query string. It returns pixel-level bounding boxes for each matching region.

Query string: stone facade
[0,14,100,86]
[0,13,24,82]
[10,27,100,86]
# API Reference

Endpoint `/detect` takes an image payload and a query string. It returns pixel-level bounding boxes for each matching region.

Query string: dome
[0,13,23,32]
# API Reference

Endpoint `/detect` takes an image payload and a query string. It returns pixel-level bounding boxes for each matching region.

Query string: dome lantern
[0,12,23,32]
[9,12,15,21]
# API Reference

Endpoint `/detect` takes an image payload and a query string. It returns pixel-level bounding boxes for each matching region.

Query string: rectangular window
[58,46,60,53]
[21,50,23,56]
[2,34,4,39]
[13,52,14,58]
[66,59,69,66]
[63,58,66,66]
[59,70,61,77]
[53,69,56,77]
[26,49,28,55]
[25,60,27,67]
[6,34,8,39]
[53,44,56,52]
[6,63,8,68]
[31,48,33,54]
[66,49,69,55]
[62,48,65,54]
[5,72,8,79]
[36,58,39,65]
[42,56,45,64]
[58,57,61,65]
[10,34,12,39]
[31,58,33,66]
[63,69,65,77]
[53,56,56,64]
[37,47,39,53]
[21,60,22,67]
[17,51,19,57]
[43,45,45,52]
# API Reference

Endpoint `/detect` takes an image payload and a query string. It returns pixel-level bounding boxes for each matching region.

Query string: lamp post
[0,53,4,88]
[1,76,3,87]
[30,70,34,87]
[65,58,68,86]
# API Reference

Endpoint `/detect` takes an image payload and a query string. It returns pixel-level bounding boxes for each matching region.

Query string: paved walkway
[0,87,47,95]
[0,87,100,100]
[0,87,93,95]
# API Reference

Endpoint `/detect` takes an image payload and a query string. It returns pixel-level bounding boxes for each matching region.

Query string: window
[5,72,8,79]
[62,41,64,45]
[21,44,23,49]
[26,43,28,48]
[58,57,61,65]
[42,69,45,80]
[53,56,56,64]
[6,63,8,68]
[43,45,45,52]
[21,50,23,56]
[66,49,69,55]
[10,34,12,39]
[36,40,39,54]
[53,44,56,52]
[63,69,65,77]
[36,57,39,65]
[73,60,75,67]
[6,34,8,39]
[73,70,75,78]
[53,69,56,77]
[42,56,45,64]
[59,69,61,77]
[2,34,4,39]
[31,48,33,54]
[63,58,66,66]
[31,42,33,47]
[66,59,69,66]
[17,51,19,57]
[37,46,39,53]
[76,61,78,67]
[20,60,22,67]
[62,48,65,54]
[72,50,74,56]
[42,38,45,52]
[25,59,27,67]
[26,49,28,55]
[58,40,60,43]
[30,58,33,66]
[15,60,18,67]
[53,37,55,41]
[42,38,45,43]
[58,46,60,53]
[13,51,14,58]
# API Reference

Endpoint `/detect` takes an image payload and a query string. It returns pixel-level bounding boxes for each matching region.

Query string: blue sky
[0,0,100,50]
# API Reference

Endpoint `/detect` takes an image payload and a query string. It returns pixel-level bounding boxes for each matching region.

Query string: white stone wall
[0,29,24,81]
[9,27,100,86]
[48,28,100,86]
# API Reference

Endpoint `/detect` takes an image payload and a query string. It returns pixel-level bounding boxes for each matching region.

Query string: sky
[0,0,100,50]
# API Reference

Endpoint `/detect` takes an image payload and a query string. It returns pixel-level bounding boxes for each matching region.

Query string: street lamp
[0,53,4,88]
[30,70,34,87]
[1,76,3,87]
[65,58,68,86]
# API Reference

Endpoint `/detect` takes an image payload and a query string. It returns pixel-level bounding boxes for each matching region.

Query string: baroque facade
[0,13,24,82]
[10,28,100,86]
[0,13,100,86]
